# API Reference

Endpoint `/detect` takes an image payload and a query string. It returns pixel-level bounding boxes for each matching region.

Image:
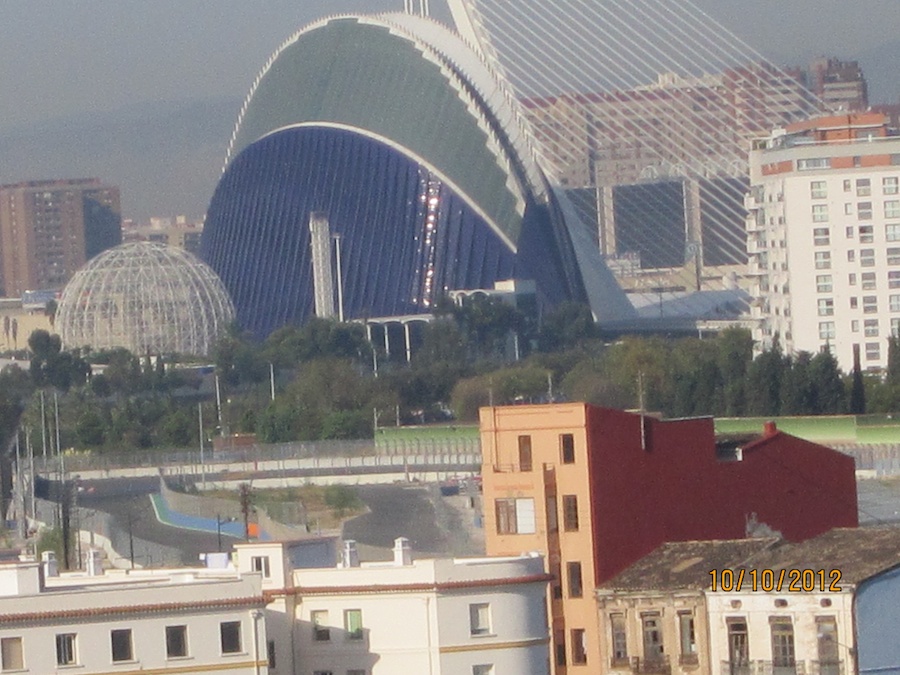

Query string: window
[817,617,840,674]
[472,666,494,675]
[111,629,133,663]
[813,227,830,246]
[890,272,900,289]
[861,249,875,267]
[884,177,899,195]
[865,320,879,337]
[819,322,835,340]
[311,610,330,641]
[892,295,900,312]
[798,157,830,170]
[812,204,829,222]
[810,180,827,198]
[344,609,363,640]
[571,629,587,664]
[849,273,857,286]
[555,629,567,666]
[611,614,628,664]
[727,619,749,667]
[859,225,874,243]
[551,563,563,599]
[1,637,23,671]
[887,224,900,241]
[815,251,831,269]
[562,495,579,531]
[858,201,873,219]
[313,671,333,675]
[818,299,834,316]
[845,203,854,215]
[867,342,881,361]
[494,498,535,534]
[469,603,491,636]
[816,275,833,293]
[848,250,856,263]
[642,613,664,661]
[846,225,854,238]
[889,248,900,265]
[887,200,900,219]
[857,178,872,196]
[546,495,558,532]
[56,633,77,666]
[679,612,697,663]
[892,318,900,336]
[220,621,242,654]
[864,296,878,314]
[166,625,188,659]
[567,561,583,598]
[560,433,575,463]
[843,179,852,192]
[770,618,795,668]
[517,435,532,472]
[862,272,877,290]
[852,320,860,333]
[267,640,276,669]
[251,555,271,578]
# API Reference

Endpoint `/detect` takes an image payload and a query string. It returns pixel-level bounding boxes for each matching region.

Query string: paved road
[342,485,448,554]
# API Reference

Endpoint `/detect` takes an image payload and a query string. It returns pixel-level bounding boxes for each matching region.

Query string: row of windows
[814,223,900,246]
[515,433,576,471]
[725,616,838,669]
[818,271,900,293]
[810,177,900,199]
[495,492,583,536]
[0,622,243,671]
[811,200,900,222]
[818,294,900,316]
[311,609,364,642]
[609,611,696,666]
[814,247,900,269]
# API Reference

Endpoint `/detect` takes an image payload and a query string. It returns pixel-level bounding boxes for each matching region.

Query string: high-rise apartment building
[0,179,121,297]
[480,403,857,674]
[747,113,900,371]
[806,57,869,113]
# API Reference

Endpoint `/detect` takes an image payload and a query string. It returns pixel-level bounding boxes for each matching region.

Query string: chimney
[763,421,778,438]
[41,550,58,578]
[341,540,360,568]
[393,537,413,566]
[85,549,103,577]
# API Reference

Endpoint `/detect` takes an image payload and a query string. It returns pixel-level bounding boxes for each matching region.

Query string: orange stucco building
[479,403,857,674]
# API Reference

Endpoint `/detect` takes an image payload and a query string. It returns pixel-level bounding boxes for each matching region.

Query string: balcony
[632,655,671,675]
[720,661,808,675]
[810,661,843,675]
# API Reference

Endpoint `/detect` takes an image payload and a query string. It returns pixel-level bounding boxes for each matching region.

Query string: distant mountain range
[0,42,896,224]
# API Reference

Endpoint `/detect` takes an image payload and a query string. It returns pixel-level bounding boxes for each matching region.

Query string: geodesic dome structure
[56,242,235,356]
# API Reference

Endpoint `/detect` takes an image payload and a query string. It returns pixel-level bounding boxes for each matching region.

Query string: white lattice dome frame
[57,242,235,356]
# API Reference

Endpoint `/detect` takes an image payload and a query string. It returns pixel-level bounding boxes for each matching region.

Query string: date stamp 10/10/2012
[709,569,843,593]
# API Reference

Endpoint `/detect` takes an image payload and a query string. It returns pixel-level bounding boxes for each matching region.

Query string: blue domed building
[201,13,633,338]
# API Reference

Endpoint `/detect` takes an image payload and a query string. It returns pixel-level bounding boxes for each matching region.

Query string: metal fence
[34,437,481,474]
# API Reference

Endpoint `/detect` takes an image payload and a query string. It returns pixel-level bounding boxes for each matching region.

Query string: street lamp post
[216,514,236,552]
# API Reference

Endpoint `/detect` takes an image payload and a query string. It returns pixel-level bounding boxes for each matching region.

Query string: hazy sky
[1,0,899,133]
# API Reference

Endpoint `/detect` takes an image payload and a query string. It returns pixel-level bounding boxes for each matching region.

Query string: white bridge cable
[460,0,823,315]
[470,3,766,251]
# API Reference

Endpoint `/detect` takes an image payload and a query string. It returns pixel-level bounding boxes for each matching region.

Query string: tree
[745,343,785,416]
[716,327,753,416]
[538,302,597,352]
[808,350,846,413]
[849,360,867,415]
[780,353,814,415]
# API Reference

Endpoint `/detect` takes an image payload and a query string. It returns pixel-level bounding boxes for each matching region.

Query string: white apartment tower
[747,113,900,371]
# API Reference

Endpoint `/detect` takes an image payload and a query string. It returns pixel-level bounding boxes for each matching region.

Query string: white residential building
[235,538,551,675]
[0,551,268,675]
[747,112,900,371]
